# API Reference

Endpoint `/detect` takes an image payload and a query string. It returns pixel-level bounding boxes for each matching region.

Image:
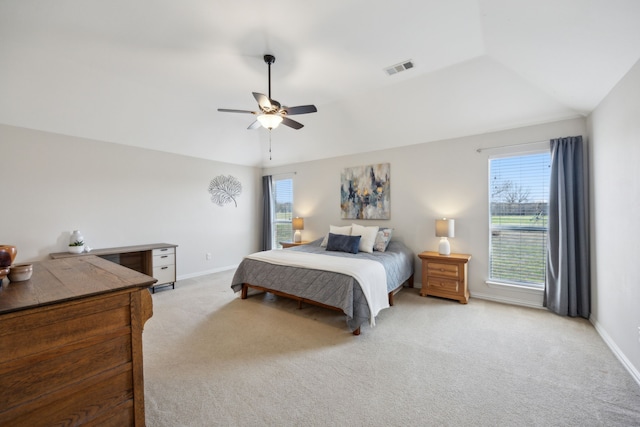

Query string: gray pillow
[373,228,393,252]
[326,233,361,254]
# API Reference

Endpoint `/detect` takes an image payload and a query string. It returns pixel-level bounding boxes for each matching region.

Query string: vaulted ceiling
[1,0,639,167]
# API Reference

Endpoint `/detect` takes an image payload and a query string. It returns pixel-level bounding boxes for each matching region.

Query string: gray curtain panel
[545,136,590,318]
[261,175,273,251]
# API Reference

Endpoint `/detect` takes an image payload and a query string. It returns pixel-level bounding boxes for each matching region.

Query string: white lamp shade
[435,218,455,238]
[257,114,283,129]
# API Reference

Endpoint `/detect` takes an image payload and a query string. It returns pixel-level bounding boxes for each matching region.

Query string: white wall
[264,117,586,307]
[0,124,262,278]
[588,58,640,382]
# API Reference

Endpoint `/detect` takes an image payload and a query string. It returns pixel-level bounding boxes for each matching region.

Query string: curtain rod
[476,140,548,153]
[265,171,297,177]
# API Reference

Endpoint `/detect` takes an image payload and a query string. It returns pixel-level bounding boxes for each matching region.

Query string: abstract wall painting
[340,163,390,219]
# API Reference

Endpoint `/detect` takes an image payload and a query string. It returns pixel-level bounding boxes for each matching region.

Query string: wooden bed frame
[240,274,414,335]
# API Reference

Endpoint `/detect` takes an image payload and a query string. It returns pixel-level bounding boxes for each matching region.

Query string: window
[272,177,293,248]
[489,151,550,287]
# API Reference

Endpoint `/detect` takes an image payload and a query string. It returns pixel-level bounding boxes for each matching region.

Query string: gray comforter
[231,239,414,332]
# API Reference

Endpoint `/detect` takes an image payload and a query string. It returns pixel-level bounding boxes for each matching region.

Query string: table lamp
[435,218,454,255]
[293,217,304,243]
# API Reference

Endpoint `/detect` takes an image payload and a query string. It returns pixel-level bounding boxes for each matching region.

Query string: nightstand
[418,251,471,304]
[279,241,310,248]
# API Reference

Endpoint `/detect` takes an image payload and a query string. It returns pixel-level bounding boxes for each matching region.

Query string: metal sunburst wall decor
[208,175,242,207]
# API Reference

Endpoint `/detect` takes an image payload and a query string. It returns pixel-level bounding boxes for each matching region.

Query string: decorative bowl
[0,245,17,267]
[0,245,16,284]
[8,263,33,282]
[68,245,85,254]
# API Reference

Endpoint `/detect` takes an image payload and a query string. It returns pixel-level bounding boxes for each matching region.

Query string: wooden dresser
[51,243,177,292]
[0,256,156,426]
[418,251,472,304]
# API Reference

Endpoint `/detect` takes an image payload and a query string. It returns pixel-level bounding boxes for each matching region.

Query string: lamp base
[438,237,450,256]
[294,230,302,243]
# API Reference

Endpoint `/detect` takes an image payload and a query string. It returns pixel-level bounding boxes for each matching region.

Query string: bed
[231,235,414,335]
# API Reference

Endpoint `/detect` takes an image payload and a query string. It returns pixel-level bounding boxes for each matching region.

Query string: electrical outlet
[206,253,212,261]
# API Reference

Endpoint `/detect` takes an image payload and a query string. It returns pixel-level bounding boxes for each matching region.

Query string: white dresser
[151,246,176,292]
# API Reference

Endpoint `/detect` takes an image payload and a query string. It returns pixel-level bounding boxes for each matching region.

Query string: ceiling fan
[218,54,317,130]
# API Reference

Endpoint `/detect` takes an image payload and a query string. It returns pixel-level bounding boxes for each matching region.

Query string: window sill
[485,280,544,294]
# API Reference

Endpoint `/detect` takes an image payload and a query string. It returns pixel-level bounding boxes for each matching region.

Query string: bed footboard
[240,276,412,335]
[241,283,362,335]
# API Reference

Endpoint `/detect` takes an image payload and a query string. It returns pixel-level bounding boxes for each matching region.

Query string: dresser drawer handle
[160,248,168,252]
[161,255,169,259]
[161,266,168,270]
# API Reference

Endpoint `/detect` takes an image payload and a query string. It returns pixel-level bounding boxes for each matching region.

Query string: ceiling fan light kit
[218,54,317,131]
[256,113,283,129]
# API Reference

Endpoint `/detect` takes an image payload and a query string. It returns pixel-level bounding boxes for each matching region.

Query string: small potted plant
[68,240,85,254]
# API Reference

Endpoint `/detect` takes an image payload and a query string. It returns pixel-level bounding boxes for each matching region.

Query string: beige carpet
[143,270,640,426]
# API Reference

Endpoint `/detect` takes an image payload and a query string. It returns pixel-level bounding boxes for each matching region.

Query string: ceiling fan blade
[253,92,272,111]
[283,105,317,115]
[247,120,261,130]
[218,108,257,114]
[281,117,304,130]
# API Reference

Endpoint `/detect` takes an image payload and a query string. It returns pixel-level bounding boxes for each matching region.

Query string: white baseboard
[591,317,640,388]
[470,292,545,309]
[177,264,238,281]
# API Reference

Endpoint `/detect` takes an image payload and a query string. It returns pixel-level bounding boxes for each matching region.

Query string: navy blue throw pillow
[326,233,361,254]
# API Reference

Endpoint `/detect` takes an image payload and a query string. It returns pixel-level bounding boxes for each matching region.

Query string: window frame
[487,143,550,289]
[271,174,295,249]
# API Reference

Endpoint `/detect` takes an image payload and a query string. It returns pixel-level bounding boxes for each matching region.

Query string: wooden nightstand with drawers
[418,251,471,304]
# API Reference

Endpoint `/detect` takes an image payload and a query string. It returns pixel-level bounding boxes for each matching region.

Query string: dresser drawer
[153,253,174,267]
[427,277,459,293]
[152,247,175,257]
[426,261,460,279]
[153,264,175,285]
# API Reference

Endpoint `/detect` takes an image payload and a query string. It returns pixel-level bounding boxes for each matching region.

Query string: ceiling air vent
[384,60,414,76]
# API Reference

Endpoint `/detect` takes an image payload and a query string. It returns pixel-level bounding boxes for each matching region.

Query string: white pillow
[350,223,379,253]
[320,225,352,247]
